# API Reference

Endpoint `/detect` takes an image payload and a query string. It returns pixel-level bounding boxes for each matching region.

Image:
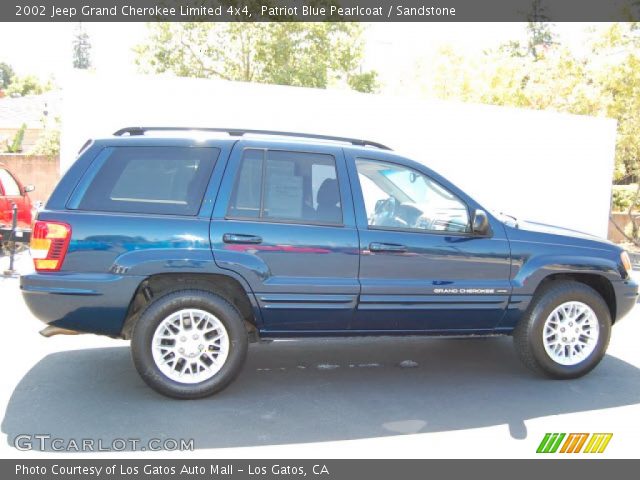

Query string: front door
[347,152,512,333]
[0,167,28,229]
[210,140,360,332]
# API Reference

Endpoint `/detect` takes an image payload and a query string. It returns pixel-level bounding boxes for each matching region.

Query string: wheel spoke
[151,308,230,384]
[542,301,600,366]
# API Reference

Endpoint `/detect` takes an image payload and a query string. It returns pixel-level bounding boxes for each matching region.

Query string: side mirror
[24,184,35,193]
[472,209,490,236]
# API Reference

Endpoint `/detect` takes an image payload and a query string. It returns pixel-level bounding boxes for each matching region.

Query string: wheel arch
[120,272,260,340]
[533,273,616,323]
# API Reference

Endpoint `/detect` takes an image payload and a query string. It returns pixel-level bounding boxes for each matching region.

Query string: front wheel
[513,281,611,379]
[131,290,248,399]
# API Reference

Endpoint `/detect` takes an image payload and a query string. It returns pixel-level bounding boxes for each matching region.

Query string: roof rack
[112,127,392,150]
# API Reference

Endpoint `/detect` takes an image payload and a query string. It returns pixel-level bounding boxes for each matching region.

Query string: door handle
[223,233,263,244]
[369,242,407,253]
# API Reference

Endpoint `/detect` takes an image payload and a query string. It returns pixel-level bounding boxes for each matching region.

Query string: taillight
[30,221,71,272]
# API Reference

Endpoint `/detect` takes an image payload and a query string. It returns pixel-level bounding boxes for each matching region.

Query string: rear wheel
[131,290,248,399]
[513,281,611,379]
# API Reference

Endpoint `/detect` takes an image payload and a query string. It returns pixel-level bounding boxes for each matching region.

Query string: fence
[608,212,636,244]
[0,154,59,204]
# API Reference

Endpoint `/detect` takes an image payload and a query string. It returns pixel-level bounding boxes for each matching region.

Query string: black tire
[131,289,248,399]
[513,281,611,379]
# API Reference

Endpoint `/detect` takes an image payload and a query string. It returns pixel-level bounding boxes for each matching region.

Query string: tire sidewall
[131,290,248,399]
[528,284,611,378]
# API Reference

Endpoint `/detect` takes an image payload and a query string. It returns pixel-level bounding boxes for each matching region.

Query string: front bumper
[614,277,639,322]
[21,272,145,336]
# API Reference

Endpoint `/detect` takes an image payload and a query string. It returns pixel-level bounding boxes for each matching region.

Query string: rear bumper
[614,277,639,322]
[20,272,145,336]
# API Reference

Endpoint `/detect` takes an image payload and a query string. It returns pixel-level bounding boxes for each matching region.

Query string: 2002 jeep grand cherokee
[20,127,639,399]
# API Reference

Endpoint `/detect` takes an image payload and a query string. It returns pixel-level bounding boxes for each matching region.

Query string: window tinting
[227,149,263,219]
[228,149,342,225]
[76,147,218,215]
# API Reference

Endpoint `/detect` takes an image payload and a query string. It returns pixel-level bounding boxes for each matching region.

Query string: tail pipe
[39,326,81,338]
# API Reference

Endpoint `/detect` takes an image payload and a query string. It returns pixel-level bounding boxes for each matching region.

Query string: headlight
[621,251,633,277]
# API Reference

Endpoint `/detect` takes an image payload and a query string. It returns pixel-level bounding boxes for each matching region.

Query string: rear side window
[227,149,342,225]
[75,147,218,215]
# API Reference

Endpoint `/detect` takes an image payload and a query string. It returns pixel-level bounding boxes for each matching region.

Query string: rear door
[346,151,512,333]
[210,140,359,332]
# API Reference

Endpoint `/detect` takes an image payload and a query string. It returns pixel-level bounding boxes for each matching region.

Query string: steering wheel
[373,197,407,227]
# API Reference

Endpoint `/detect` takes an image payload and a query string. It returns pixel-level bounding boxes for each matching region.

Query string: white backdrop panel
[61,73,616,238]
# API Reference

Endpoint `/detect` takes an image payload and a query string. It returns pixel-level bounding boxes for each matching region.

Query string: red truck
[0,162,34,246]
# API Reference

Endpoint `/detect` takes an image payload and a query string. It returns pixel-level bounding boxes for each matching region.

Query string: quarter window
[355,158,470,233]
[76,147,218,215]
[228,149,342,225]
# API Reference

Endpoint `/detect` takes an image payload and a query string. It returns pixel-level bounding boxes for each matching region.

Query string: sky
[0,22,609,91]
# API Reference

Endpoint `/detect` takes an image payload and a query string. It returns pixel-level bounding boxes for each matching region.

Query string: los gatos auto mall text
[15,463,331,477]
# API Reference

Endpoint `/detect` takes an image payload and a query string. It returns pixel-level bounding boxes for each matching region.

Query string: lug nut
[193,334,199,340]
[562,337,567,342]
[179,347,185,354]
[561,328,565,332]
[180,336,186,342]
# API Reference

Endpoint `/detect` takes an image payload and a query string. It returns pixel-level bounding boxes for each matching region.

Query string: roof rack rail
[112,127,392,150]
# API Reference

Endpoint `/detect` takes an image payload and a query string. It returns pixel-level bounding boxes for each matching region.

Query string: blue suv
[21,127,639,398]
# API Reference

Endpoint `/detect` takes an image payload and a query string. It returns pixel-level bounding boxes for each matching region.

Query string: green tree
[590,23,640,242]
[425,22,640,243]
[134,22,377,92]
[72,23,91,69]
[498,1,556,59]
[5,75,50,96]
[525,1,556,59]
[0,62,14,89]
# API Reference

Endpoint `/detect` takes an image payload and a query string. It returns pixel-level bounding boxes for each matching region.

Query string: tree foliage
[4,123,26,153]
[425,22,640,243]
[31,115,61,156]
[134,22,377,92]
[5,75,52,96]
[72,23,92,69]
[0,62,14,90]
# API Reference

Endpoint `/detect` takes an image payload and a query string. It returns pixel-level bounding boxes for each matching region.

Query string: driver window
[355,158,470,233]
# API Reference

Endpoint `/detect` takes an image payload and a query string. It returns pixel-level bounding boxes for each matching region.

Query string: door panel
[347,152,512,332]
[0,168,28,229]
[210,141,360,332]
[356,228,511,331]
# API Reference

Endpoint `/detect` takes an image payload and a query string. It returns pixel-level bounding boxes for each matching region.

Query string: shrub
[31,127,60,155]
[4,123,26,153]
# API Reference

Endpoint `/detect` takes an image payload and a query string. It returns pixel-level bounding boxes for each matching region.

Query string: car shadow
[3,336,640,451]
